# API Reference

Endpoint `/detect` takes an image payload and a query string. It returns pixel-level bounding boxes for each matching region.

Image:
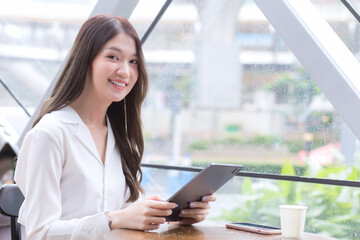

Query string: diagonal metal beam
[341,0,360,23]
[254,0,360,141]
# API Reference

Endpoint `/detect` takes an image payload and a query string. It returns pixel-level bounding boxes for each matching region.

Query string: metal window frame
[142,164,360,187]
[341,0,360,23]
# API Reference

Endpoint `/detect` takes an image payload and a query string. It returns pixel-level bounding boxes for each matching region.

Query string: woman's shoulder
[22,111,65,149]
[30,107,74,137]
[34,111,64,132]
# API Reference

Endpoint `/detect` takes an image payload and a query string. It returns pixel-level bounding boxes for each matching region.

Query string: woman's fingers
[145,224,161,230]
[189,201,210,209]
[147,208,173,217]
[174,194,216,224]
[201,194,216,202]
[146,216,167,225]
[179,208,210,217]
[178,208,209,223]
[111,196,178,230]
[178,218,197,225]
[130,194,215,229]
[146,198,177,210]
[179,211,208,223]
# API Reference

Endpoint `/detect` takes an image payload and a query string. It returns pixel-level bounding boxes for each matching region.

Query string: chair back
[0,184,24,240]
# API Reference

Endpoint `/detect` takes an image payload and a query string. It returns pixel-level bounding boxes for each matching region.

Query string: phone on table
[225,222,282,235]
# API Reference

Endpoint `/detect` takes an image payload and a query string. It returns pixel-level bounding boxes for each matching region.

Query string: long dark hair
[33,14,148,202]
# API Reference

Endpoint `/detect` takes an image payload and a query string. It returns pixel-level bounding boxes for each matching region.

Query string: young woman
[14,14,215,239]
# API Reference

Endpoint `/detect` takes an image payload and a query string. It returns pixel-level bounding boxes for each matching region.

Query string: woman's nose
[116,62,130,78]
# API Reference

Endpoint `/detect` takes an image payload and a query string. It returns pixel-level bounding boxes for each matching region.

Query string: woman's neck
[70,95,109,127]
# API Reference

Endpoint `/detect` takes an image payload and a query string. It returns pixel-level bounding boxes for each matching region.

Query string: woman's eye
[108,55,119,60]
[130,59,138,65]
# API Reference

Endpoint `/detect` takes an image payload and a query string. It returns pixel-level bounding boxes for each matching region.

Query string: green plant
[263,68,321,106]
[250,135,283,147]
[285,139,304,153]
[214,136,244,145]
[188,140,211,150]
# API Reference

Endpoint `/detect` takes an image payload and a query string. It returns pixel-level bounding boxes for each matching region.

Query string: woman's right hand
[108,195,177,231]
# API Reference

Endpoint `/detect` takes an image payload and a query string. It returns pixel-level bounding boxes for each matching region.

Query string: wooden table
[105,224,338,240]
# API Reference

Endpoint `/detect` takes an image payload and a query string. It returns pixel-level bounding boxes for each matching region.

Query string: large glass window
[0,0,97,134]
[141,0,360,178]
[1,0,359,238]
[140,0,360,238]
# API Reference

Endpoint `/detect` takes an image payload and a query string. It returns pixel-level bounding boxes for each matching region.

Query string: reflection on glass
[141,0,359,179]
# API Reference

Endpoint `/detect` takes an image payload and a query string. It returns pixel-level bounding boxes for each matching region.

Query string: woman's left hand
[177,194,216,225]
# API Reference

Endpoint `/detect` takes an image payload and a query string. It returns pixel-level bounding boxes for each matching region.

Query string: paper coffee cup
[279,205,307,238]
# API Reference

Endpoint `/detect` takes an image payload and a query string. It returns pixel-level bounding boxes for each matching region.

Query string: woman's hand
[108,195,177,231]
[177,194,216,225]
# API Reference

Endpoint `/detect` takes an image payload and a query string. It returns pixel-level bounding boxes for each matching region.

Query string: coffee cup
[279,205,307,238]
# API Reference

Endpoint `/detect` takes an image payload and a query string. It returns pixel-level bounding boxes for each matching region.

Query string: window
[1,0,359,238]
[141,0,360,178]
[129,0,168,40]
[0,0,97,134]
[139,0,360,238]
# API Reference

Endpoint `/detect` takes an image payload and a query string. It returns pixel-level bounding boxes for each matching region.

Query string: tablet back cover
[166,163,242,221]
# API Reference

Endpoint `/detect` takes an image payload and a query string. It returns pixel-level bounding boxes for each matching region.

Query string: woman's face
[89,32,139,105]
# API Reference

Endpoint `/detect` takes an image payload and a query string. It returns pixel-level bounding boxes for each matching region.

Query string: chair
[0,184,24,240]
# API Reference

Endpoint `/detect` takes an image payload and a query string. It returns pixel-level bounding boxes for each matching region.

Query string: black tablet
[165,163,243,221]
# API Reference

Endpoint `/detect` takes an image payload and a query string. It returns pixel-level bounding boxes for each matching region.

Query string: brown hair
[33,14,148,202]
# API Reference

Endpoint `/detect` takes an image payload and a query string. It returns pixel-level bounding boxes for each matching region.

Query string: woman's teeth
[110,80,126,87]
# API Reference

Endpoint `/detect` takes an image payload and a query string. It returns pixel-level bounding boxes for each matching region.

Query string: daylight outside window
[0,0,359,239]
[136,0,360,238]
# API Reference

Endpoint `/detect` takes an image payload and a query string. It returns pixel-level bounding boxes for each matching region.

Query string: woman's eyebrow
[106,46,137,57]
[107,46,121,52]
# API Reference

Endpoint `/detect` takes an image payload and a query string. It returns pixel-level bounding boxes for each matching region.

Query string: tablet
[165,163,243,221]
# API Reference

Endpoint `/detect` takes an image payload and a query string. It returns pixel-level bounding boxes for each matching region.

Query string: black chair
[0,184,24,240]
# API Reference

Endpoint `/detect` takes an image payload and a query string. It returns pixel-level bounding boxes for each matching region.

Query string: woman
[14,14,215,239]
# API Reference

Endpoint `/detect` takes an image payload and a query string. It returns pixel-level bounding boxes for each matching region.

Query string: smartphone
[225,222,282,235]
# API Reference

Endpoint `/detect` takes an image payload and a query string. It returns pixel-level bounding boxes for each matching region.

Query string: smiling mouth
[109,80,127,87]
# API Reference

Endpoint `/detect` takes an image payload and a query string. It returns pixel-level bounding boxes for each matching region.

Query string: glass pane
[0,0,97,134]
[311,0,360,54]
[141,0,360,181]
[143,167,360,239]
[129,0,167,40]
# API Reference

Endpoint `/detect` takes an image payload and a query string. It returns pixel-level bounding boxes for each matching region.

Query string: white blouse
[14,106,130,240]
